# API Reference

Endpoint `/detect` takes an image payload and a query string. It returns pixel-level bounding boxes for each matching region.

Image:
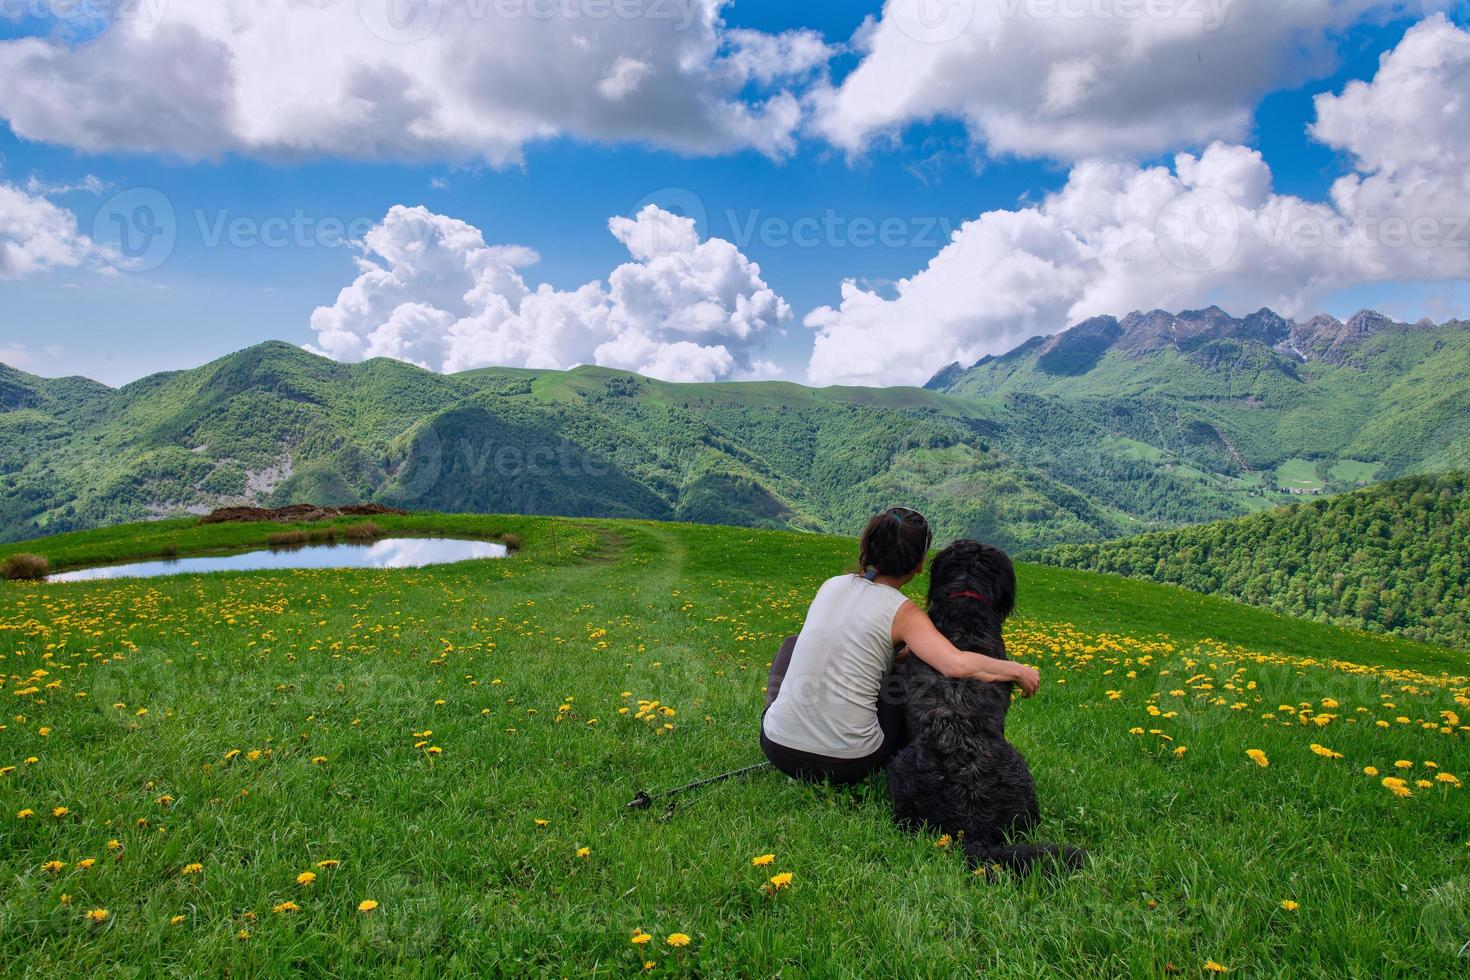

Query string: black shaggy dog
[886,540,1085,875]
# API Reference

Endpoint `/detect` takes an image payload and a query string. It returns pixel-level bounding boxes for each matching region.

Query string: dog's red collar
[947,590,989,604]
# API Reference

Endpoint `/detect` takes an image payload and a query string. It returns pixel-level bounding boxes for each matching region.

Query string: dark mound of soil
[199,504,409,525]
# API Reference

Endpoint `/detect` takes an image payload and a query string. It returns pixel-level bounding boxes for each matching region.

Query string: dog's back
[886,540,1084,875]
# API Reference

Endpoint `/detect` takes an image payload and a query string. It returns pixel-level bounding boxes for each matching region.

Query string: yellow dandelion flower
[1246,749,1269,767]
[1394,760,1412,769]
[272,901,300,914]
[297,871,317,886]
[358,899,379,913]
[107,839,122,851]
[316,859,341,869]
[666,933,692,948]
[576,847,591,859]
[51,806,69,818]
[1280,900,1300,911]
[86,908,110,923]
[1434,773,1460,786]
[1381,777,1412,798]
[76,858,96,870]
[935,834,953,849]
[170,915,186,926]
[1363,766,1380,777]
[1203,961,1228,973]
[752,853,775,866]
[630,930,653,945]
[17,809,34,819]
[181,863,203,876]
[767,872,794,891]
[42,860,66,873]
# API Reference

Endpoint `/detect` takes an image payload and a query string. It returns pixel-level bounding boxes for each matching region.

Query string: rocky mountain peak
[1288,309,1396,365]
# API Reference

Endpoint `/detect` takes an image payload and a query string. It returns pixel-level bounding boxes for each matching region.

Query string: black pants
[760,635,908,786]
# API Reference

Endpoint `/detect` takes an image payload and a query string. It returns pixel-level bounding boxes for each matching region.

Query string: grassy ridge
[1037,473,1470,650]
[1,517,1467,976]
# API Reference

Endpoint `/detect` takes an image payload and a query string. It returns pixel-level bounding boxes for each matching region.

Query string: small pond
[48,538,509,583]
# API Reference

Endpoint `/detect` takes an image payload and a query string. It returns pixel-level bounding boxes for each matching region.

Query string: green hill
[1035,472,1470,649]
[0,342,1228,553]
[1,516,1466,975]
[3,306,1468,553]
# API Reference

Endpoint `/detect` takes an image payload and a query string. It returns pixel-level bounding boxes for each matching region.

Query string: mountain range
[2,305,1467,550]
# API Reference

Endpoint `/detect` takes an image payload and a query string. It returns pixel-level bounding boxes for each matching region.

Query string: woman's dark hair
[858,507,933,577]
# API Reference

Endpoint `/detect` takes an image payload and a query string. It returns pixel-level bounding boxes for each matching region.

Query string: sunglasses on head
[885,507,933,551]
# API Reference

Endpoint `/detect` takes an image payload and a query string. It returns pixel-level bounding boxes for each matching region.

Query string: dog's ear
[978,546,1017,621]
[925,542,962,606]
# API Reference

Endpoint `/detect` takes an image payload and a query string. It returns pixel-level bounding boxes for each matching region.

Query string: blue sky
[1,1,1468,386]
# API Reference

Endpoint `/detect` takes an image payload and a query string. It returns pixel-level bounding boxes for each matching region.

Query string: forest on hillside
[1036,472,1470,650]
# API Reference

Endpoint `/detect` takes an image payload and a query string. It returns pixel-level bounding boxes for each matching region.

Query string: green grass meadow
[1,515,1467,977]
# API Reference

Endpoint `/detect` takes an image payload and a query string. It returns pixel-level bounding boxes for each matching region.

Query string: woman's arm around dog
[892,602,1041,696]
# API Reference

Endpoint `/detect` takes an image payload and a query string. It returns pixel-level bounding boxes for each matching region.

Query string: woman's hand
[1009,663,1040,698]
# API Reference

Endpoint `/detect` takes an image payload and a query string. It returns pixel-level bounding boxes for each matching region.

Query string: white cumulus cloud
[0,180,107,280]
[813,0,1395,162]
[0,0,834,164]
[806,16,1470,388]
[309,204,791,382]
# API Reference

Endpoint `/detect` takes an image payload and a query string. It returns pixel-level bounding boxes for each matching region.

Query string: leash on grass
[626,762,773,818]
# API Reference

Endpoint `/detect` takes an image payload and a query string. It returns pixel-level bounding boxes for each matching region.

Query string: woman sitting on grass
[761,507,1040,785]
